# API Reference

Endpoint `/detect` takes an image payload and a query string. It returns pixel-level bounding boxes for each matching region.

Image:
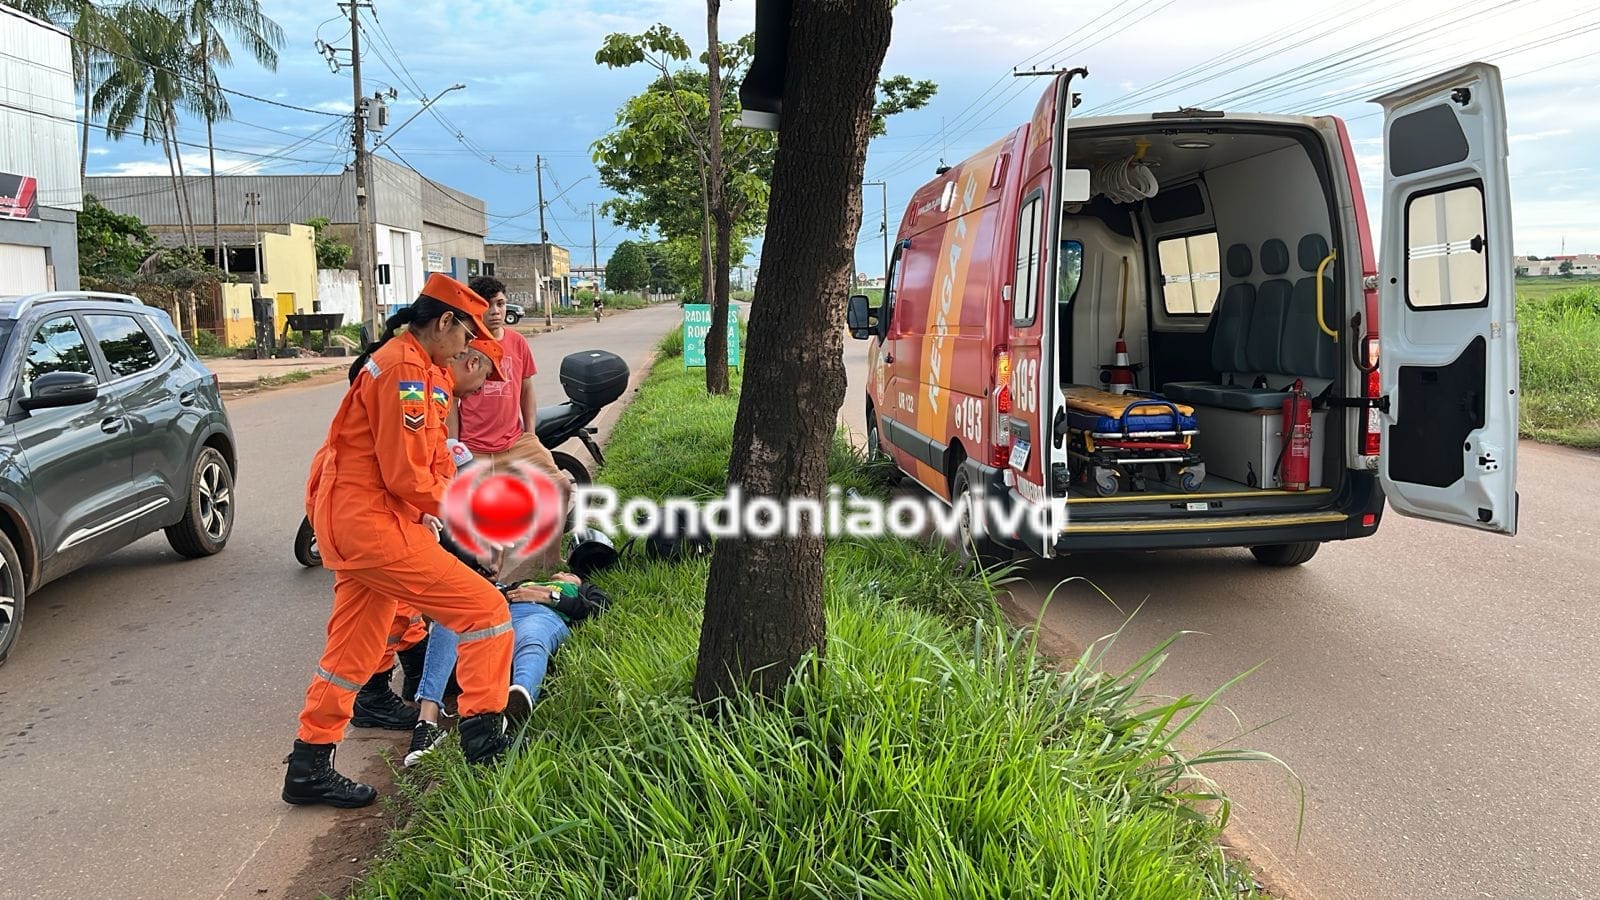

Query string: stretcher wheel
[1092,467,1119,497]
[1179,463,1206,493]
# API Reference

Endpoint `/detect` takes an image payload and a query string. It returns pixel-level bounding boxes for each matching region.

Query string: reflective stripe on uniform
[457,620,513,644]
[315,666,363,692]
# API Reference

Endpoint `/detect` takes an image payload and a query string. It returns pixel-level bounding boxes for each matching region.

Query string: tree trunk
[205,40,224,273]
[704,0,729,396]
[172,112,197,249]
[161,129,188,249]
[79,46,92,183]
[693,0,893,705]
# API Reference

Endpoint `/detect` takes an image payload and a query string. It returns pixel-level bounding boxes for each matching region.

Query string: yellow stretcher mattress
[1063,386,1195,418]
[1063,385,1198,434]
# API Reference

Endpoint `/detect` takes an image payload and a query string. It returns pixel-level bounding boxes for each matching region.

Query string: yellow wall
[220,223,320,348]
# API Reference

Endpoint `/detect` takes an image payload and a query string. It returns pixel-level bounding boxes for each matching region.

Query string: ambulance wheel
[294,517,321,567]
[1180,463,1206,493]
[952,468,1008,571]
[867,410,902,485]
[167,446,234,559]
[1250,542,1320,567]
[1092,467,1119,497]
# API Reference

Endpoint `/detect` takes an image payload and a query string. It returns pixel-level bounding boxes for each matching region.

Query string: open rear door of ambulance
[1372,62,1518,535]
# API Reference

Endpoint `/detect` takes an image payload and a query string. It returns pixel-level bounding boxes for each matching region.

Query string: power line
[0,2,346,120]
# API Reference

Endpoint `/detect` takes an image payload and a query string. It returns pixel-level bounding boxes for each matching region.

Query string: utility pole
[343,0,378,343]
[865,180,888,282]
[245,191,263,297]
[589,201,597,272]
[536,153,551,327]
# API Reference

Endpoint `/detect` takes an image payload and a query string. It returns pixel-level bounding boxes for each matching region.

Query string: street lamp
[370,83,466,154]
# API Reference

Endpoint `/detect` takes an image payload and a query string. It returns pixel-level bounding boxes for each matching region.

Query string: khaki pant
[476,432,570,583]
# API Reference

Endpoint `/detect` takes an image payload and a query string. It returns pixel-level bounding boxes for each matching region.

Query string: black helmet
[567,527,619,580]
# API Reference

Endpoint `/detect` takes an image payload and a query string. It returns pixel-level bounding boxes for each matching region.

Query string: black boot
[282,740,377,808]
[396,637,429,702]
[352,668,418,730]
[458,712,513,766]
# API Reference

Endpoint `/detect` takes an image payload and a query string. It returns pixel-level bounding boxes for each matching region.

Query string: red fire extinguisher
[1279,378,1312,491]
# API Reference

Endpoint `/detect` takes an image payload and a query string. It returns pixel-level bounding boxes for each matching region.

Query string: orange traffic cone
[1107,339,1134,394]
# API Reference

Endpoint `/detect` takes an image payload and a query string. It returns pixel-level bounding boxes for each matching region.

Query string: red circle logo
[442,463,563,565]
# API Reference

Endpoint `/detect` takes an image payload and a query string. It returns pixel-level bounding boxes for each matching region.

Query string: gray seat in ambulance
[1163,236,1336,411]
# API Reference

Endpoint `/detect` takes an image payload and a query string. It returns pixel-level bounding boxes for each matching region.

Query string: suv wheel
[166,446,235,558]
[0,533,25,667]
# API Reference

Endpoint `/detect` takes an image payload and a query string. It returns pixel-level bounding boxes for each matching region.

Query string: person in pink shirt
[449,276,569,579]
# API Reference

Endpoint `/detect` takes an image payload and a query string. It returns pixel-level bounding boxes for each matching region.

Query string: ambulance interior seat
[1162,235,1336,411]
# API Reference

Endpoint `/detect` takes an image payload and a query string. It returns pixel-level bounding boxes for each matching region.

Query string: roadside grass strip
[355,354,1286,899]
[1517,285,1600,449]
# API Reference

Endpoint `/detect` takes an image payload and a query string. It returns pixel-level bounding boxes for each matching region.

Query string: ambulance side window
[1012,190,1044,326]
[882,243,903,335]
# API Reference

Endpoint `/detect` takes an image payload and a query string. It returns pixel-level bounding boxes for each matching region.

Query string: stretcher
[1062,386,1207,496]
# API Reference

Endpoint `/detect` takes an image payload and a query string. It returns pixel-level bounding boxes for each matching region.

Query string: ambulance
[849,62,1519,568]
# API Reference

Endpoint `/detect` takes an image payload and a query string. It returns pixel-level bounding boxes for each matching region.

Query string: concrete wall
[0,206,79,292]
[217,223,319,346]
[315,269,361,323]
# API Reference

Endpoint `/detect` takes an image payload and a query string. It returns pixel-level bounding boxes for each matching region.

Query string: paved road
[0,304,683,900]
[837,334,1600,899]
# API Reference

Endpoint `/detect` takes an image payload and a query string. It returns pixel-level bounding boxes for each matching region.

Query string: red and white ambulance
[849,62,1519,568]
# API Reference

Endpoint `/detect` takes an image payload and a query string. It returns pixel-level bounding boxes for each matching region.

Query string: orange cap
[468,335,507,382]
[419,272,494,340]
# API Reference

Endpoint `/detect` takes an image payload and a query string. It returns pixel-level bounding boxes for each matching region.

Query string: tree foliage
[304,218,353,270]
[78,195,158,278]
[606,241,651,293]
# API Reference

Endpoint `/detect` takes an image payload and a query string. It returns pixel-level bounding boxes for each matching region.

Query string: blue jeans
[415,601,571,706]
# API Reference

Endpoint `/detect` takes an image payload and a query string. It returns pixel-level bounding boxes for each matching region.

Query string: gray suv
[0,291,237,666]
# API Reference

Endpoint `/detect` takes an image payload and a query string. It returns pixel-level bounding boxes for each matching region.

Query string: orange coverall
[297,330,511,745]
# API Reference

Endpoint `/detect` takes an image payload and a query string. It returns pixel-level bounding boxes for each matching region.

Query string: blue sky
[81,0,1600,276]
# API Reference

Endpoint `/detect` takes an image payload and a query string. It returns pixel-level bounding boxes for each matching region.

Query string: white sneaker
[505,684,532,729]
[403,720,446,767]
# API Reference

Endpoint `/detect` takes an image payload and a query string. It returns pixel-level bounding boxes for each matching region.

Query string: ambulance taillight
[1362,336,1381,457]
[993,348,1013,467]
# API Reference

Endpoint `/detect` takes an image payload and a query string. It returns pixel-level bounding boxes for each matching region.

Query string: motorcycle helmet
[567,527,619,580]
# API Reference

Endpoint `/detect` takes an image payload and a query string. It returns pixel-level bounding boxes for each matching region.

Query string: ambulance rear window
[1158,232,1221,316]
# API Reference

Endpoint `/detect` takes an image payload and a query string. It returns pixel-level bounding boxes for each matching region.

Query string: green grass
[1516,275,1600,302]
[350,361,1284,900]
[1517,284,1600,448]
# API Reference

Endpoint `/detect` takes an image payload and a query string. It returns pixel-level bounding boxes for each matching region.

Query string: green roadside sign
[683,304,742,369]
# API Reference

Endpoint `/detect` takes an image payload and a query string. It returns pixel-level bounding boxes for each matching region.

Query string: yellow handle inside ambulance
[1316,250,1339,341]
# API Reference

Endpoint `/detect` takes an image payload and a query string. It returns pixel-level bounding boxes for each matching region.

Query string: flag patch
[431,386,449,406]
[398,381,425,402]
[364,358,381,378]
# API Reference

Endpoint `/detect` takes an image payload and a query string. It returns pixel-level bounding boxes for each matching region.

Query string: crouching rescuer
[283,274,521,809]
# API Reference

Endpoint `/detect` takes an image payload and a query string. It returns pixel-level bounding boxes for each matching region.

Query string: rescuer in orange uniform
[340,338,508,733]
[283,274,519,809]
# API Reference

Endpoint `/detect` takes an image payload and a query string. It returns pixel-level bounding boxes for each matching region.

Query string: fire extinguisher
[1278,378,1312,491]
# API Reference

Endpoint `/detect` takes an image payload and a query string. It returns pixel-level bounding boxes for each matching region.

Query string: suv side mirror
[20,371,98,411]
[847,294,877,340]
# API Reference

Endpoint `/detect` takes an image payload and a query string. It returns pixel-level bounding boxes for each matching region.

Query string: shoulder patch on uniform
[431,385,449,407]
[364,358,381,378]
[403,410,425,431]
[398,381,425,402]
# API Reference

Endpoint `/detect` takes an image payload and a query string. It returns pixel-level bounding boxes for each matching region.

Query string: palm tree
[94,4,198,247]
[165,0,285,268]
[11,0,127,181]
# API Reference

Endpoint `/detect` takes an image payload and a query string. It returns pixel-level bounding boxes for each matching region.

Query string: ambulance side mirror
[847,294,877,340]
[1062,168,1092,204]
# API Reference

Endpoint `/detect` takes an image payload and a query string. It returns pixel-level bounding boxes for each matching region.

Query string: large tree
[595,22,933,396]
[694,0,894,703]
[606,240,650,293]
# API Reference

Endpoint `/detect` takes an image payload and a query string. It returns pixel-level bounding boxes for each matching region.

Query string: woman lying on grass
[404,571,613,767]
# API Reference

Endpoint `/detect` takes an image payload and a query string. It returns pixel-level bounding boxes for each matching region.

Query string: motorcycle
[293,350,625,568]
